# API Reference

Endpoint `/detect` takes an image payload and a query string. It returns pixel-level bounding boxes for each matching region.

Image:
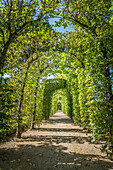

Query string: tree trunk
[16,64,30,138]
[0,33,14,75]
[69,94,73,119]
[100,42,113,101]
[31,110,36,129]
[67,81,73,119]
[16,113,21,138]
[31,94,37,129]
[101,43,113,156]
[0,54,5,78]
[31,78,39,129]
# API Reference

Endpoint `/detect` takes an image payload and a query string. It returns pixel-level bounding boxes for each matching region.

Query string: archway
[43,78,73,120]
[57,102,62,110]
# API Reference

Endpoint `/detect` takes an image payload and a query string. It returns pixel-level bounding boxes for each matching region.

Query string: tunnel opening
[43,78,73,120]
[57,102,62,111]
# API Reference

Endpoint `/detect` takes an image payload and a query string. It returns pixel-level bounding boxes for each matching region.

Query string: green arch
[57,102,62,110]
[43,78,73,120]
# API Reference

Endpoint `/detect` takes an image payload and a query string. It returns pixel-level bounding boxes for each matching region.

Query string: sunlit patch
[57,162,75,165]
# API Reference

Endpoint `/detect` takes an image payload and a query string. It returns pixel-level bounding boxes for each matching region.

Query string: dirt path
[0,111,113,170]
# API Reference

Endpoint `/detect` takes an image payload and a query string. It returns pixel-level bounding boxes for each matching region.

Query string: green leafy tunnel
[43,78,73,120]
[0,0,113,159]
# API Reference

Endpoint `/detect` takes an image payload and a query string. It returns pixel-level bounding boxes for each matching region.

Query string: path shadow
[33,127,84,133]
[1,112,112,169]
[0,142,113,170]
[45,118,73,124]
[20,135,92,144]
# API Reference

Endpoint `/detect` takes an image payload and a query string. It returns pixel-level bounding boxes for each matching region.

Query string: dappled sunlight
[1,0,112,165]
[0,141,113,170]
[0,111,113,170]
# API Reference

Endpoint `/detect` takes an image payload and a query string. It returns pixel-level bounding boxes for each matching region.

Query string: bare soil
[0,111,113,170]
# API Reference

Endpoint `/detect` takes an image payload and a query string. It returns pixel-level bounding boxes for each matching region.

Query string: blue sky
[49,18,73,33]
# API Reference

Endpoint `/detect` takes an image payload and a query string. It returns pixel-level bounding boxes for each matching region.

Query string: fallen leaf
[54,164,58,167]
[94,146,98,149]
[86,156,91,161]
[29,162,32,165]
[99,155,102,158]
[33,164,37,169]
[39,154,43,156]
[73,159,77,162]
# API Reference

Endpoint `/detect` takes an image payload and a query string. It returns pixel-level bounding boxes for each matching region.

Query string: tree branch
[0,28,5,44]
[70,52,85,68]
[69,16,97,37]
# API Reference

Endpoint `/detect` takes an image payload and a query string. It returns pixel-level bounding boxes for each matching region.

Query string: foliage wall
[0,0,113,158]
[43,78,72,119]
[51,89,71,117]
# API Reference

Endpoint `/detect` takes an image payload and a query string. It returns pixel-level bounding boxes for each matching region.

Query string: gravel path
[0,111,113,170]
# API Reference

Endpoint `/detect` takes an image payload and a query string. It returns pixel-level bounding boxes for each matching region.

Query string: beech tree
[0,0,59,75]
[0,0,113,159]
